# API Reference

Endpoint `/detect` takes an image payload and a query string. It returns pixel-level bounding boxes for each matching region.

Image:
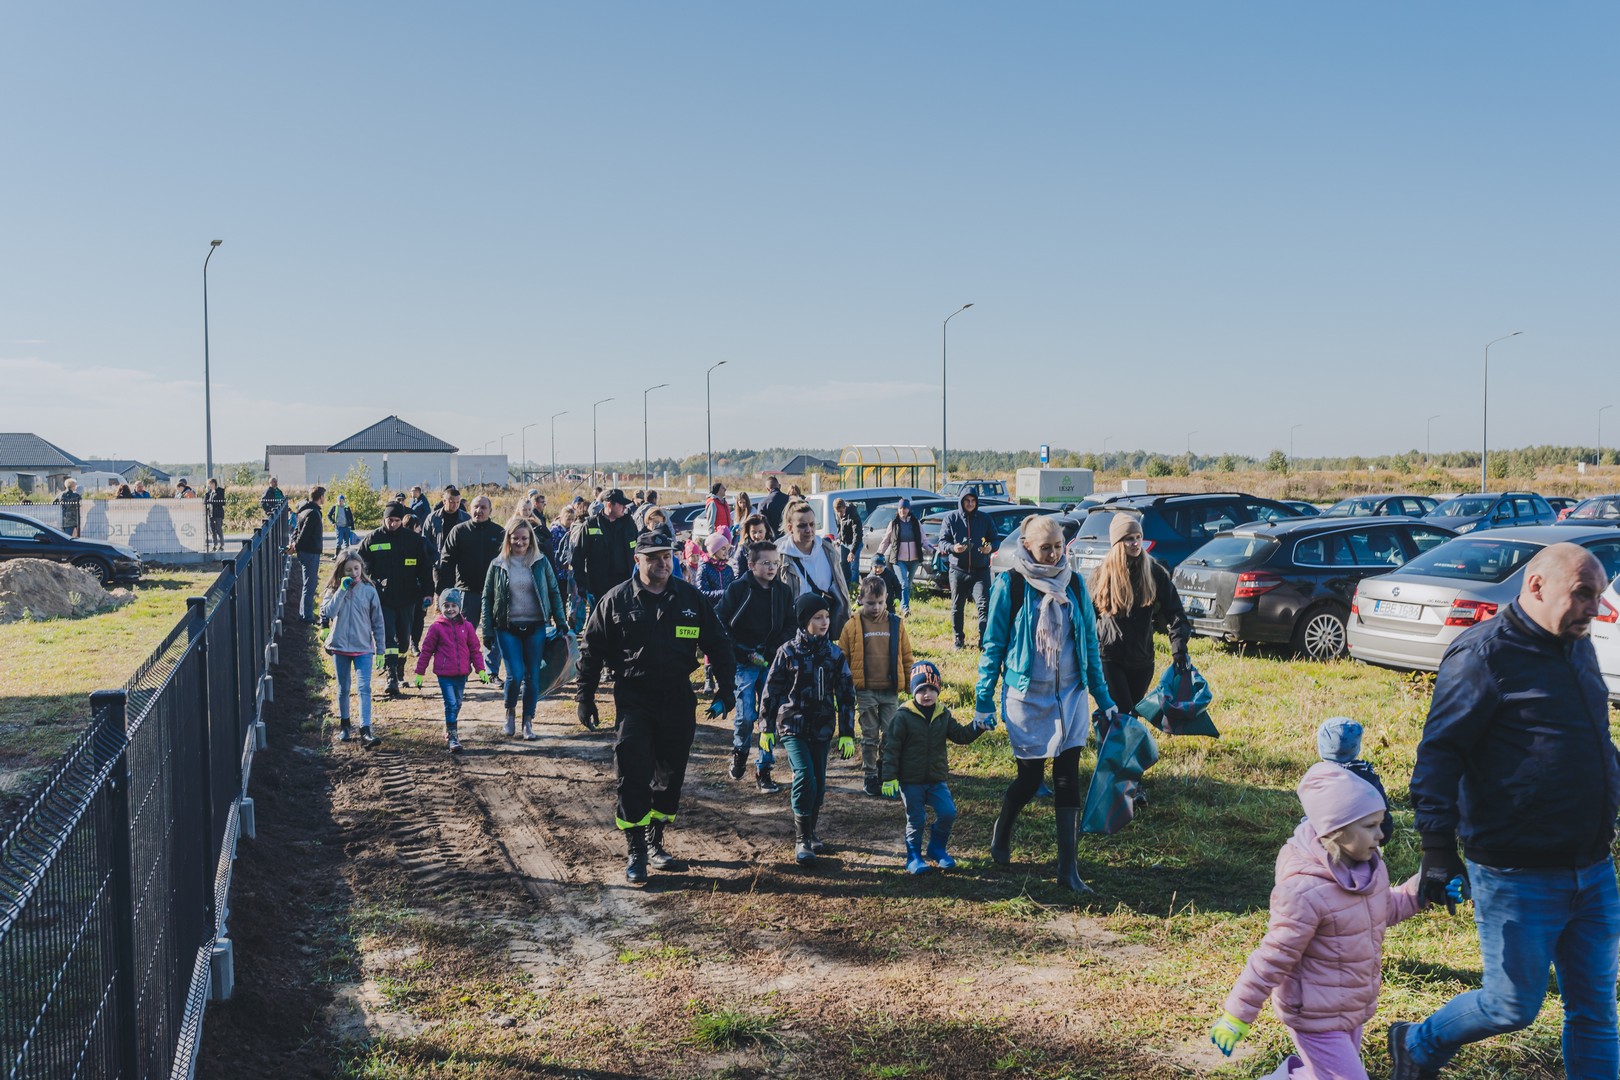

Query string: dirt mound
[0,559,132,623]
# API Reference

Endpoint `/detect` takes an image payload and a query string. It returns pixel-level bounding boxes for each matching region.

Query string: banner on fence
[10,498,208,555]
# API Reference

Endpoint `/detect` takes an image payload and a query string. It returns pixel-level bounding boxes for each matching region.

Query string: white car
[1591,572,1620,701]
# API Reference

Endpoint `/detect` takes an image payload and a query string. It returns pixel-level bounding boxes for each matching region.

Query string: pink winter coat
[1223,820,1422,1033]
[414,616,486,678]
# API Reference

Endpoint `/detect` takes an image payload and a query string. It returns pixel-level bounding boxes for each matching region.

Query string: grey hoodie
[321,580,386,655]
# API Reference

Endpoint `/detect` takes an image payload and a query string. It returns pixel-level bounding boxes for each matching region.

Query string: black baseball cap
[604,488,632,506]
[635,531,673,554]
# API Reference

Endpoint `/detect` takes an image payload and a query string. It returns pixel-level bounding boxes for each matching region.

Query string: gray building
[0,433,84,494]
[265,416,508,490]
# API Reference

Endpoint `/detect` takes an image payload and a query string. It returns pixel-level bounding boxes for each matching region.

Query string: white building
[265,416,509,491]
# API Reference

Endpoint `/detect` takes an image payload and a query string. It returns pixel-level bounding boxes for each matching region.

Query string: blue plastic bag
[1134,663,1220,738]
[1081,713,1159,835]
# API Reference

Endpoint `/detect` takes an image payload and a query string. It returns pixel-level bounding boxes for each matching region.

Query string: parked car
[0,510,143,586]
[1346,525,1620,672]
[1546,496,1580,518]
[1063,493,1306,577]
[1280,500,1323,517]
[913,504,1056,591]
[938,479,1011,503]
[988,510,1092,576]
[1171,517,1457,660]
[1321,494,1439,518]
[661,502,708,543]
[802,487,937,536]
[1591,572,1620,701]
[857,497,957,574]
[1423,491,1556,534]
[1557,495,1620,526]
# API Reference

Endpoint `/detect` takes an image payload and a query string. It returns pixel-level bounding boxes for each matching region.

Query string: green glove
[1208,1012,1250,1057]
[838,736,855,760]
[412,674,424,689]
[477,670,491,684]
[759,732,776,753]
[881,779,900,797]
[340,576,353,591]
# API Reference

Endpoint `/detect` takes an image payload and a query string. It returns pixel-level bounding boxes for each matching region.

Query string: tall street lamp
[1186,430,1198,459]
[521,422,538,481]
[706,361,728,493]
[1601,405,1616,468]
[1481,331,1522,492]
[1426,414,1442,461]
[592,397,615,489]
[202,240,222,482]
[550,410,568,482]
[940,303,974,484]
[643,383,669,495]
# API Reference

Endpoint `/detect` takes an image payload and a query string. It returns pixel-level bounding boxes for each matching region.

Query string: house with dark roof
[265,416,506,490]
[767,453,839,477]
[0,433,84,494]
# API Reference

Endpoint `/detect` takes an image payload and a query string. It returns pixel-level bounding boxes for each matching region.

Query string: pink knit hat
[1296,761,1386,837]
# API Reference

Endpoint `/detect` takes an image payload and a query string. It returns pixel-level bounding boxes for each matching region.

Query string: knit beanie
[908,660,942,696]
[706,531,730,556]
[385,501,409,520]
[1297,761,1387,837]
[1109,514,1143,545]
[439,587,465,612]
[1317,717,1363,764]
[795,591,830,630]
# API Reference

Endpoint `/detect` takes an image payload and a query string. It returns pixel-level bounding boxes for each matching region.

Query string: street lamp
[1426,414,1442,461]
[1103,436,1114,458]
[642,383,669,495]
[706,361,728,493]
[940,303,974,484]
[550,410,568,483]
[1481,332,1522,492]
[592,397,615,489]
[1186,430,1198,459]
[1601,405,1616,469]
[202,240,222,482]
[1289,423,1303,468]
[521,422,538,481]
[482,441,496,454]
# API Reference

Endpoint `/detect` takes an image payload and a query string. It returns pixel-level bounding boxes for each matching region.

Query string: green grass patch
[687,1001,782,1050]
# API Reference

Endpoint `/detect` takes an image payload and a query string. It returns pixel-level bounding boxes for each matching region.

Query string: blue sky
[3,2,1615,466]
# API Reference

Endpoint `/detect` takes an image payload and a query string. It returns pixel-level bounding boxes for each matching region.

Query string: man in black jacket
[578,532,736,885]
[938,491,995,649]
[573,488,638,616]
[437,495,506,679]
[287,486,326,624]
[359,501,437,694]
[717,542,795,794]
[758,476,788,538]
[425,485,470,551]
[1391,543,1620,1079]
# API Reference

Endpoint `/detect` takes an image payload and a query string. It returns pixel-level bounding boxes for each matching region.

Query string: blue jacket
[938,497,995,573]
[974,571,1115,717]
[1411,601,1620,869]
[697,560,735,607]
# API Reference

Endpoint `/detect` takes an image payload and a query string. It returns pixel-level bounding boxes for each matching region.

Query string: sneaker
[953,637,966,650]
[1387,1022,1440,1080]
[359,728,380,749]
[756,767,783,795]
[729,748,748,781]
[862,776,882,798]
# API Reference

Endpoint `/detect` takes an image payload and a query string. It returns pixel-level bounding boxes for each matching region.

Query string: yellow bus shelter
[838,445,938,490]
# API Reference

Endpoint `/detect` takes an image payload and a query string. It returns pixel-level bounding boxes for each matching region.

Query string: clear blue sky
[4,2,1615,466]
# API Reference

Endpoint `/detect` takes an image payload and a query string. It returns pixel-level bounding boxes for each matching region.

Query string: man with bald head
[1392,543,1619,1079]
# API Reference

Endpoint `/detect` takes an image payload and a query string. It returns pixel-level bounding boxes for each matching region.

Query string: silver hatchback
[1346,526,1620,672]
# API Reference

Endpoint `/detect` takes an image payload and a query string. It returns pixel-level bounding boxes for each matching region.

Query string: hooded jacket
[837,610,914,692]
[938,494,995,573]
[291,500,325,554]
[880,699,982,785]
[761,630,856,742]
[425,504,470,551]
[320,580,386,655]
[414,614,486,678]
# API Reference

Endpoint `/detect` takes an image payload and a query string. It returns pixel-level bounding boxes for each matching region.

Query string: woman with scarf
[1091,513,1190,743]
[973,514,1117,894]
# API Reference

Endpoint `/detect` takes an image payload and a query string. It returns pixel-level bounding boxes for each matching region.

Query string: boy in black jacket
[717,542,795,794]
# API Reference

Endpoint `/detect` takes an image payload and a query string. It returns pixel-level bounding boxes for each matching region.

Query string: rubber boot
[990,810,1017,867]
[625,828,649,885]
[1054,807,1093,895]
[522,717,536,740]
[646,822,681,871]
[905,839,932,875]
[446,726,462,754]
[793,816,816,866]
[756,766,782,794]
[807,809,827,855]
[338,720,352,742]
[384,654,400,696]
[926,818,957,870]
[503,709,516,738]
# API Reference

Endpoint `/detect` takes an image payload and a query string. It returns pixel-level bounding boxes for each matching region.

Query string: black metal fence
[0,507,290,1080]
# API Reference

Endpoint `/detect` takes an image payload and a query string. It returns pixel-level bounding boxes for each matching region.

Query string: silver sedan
[1346,526,1620,672]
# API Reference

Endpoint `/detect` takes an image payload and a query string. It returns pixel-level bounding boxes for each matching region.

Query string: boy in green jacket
[880,661,988,875]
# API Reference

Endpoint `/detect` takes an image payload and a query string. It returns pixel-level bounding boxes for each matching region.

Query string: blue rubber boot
[905,840,933,875]
[926,818,957,870]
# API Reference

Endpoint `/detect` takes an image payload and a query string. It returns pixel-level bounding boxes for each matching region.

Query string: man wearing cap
[573,487,639,618]
[359,501,437,695]
[578,531,737,885]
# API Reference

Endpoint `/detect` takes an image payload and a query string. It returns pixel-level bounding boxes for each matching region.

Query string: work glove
[759,732,777,753]
[838,736,855,760]
[1102,705,1120,725]
[577,699,600,730]
[384,648,399,657]
[412,675,424,689]
[974,711,997,730]
[1208,1012,1250,1057]
[1173,654,1191,679]
[422,597,433,611]
[318,627,330,645]
[477,671,491,684]
[705,700,729,720]
[1447,876,1471,906]
[340,576,353,591]
[881,780,900,798]
[1419,835,1468,914]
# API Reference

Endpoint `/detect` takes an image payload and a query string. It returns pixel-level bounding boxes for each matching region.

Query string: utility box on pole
[1015,467,1093,507]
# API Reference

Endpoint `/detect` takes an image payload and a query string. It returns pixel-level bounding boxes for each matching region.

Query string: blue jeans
[900,782,956,851]
[893,560,916,610]
[1407,858,1620,1076]
[297,552,322,621]
[733,664,775,768]
[438,675,467,728]
[335,526,357,551]
[781,735,829,819]
[497,626,545,720]
[333,653,373,725]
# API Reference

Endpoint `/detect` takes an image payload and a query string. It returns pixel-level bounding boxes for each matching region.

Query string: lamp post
[202,240,222,482]
[1289,423,1303,469]
[705,361,728,492]
[482,441,496,454]
[521,422,538,482]
[1481,332,1522,492]
[643,383,669,495]
[592,397,615,489]
[940,303,974,484]
[550,410,568,482]
[1186,430,1198,460]
[1103,435,1114,459]
[1601,405,1616,469]
[1426,414,1442,461]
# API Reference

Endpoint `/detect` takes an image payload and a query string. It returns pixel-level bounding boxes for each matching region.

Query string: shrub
[1266,449,1289,473]
[329,462,385,531]
[1144,458,1171,478]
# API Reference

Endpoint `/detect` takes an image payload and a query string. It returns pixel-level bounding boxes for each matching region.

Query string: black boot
[756,766,782,794]
[1054,807,1093,895]
[807,809,827,855]
[990,810,1017,867]
[792,815,816,865]
[625,828,649,885]
[729,747,748,781]
[646,822,682,871]
[384,654,400,696]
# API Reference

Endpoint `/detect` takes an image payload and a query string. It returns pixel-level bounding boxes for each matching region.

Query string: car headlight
[1453,521,1476,534]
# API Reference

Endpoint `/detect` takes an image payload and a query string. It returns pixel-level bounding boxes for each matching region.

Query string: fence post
[91,688,141,1079]
[187,598,217,924]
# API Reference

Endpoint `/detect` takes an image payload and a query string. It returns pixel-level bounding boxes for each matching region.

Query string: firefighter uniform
[358,508,437,692]
[572,490,640,612]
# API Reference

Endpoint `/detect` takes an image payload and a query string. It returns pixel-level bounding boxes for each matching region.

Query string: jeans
[334,526,357,551]
[207,514,224,550]
[855,689,898,780]
[781,735,829,819]
[297,552,322,622]
[333,653,373,725]
[733,663,775,767]
[950,567,990,644]
[892,560,916,610]
[438,675,468,727]
[1406,857,1620,1076]
[900,781,956,852]
[497,625,545,720]
[840,540,862,587]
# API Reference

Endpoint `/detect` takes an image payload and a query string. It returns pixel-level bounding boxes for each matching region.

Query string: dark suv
[0,510,144,586]
[1171,517,1456,660]
[1066,493,1304,576]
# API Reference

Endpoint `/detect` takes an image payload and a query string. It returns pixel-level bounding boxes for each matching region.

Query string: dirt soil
[201,624,1221,1079]
[0,558,132,623]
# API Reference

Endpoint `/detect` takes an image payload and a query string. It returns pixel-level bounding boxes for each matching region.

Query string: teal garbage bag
[1081,713,1159,835]
[537,628,579,700]
[1134,663,1220,738]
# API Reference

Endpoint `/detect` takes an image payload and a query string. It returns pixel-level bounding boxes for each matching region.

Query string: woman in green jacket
[482,516,568,739]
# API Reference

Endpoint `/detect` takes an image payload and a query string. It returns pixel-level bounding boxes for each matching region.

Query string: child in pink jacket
[1208,761,1426,1079]
[413,588,487,754]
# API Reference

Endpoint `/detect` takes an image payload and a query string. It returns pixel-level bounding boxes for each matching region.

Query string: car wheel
[73,556,113,587]
[1293,604,1349,661]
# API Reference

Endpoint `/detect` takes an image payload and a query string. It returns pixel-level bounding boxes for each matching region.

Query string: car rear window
[1180,536,1278,569]
[1396,537,1540,583]
[1432,496,1495,517]
[1570,499,1620,521]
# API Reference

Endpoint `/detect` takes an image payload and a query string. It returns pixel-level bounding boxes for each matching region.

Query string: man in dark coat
[937,491,995,649]
[573,488,639,615]
[359,501,437,694]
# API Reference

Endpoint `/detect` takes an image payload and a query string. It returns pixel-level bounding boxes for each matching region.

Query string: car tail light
[1444,599,1498,627]
[1234,571,1282,599]
[1141,539,1155,552]
[1350,601,1359,617]
[1596,597,1619,624]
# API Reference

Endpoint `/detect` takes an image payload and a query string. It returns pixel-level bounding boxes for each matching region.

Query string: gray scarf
[1010,544,1073,667]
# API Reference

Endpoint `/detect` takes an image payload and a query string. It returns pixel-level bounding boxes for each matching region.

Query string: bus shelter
[838,445,938,490]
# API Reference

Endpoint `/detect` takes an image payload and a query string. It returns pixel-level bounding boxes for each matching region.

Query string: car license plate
[1182,591,1215,618]
[1374,600,1421,620]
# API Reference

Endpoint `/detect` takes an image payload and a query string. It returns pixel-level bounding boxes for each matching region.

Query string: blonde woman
[482,517,569,738]
[1091,513,1189,740]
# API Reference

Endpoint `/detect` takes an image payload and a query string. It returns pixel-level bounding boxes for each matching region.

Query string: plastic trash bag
[537,627,579,700]
[1082,713,1159,835]
[1134,663,1220,738]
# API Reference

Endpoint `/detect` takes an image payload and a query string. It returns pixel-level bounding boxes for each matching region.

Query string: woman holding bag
[1091,513,1190,741]
[974,515,1117,894]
